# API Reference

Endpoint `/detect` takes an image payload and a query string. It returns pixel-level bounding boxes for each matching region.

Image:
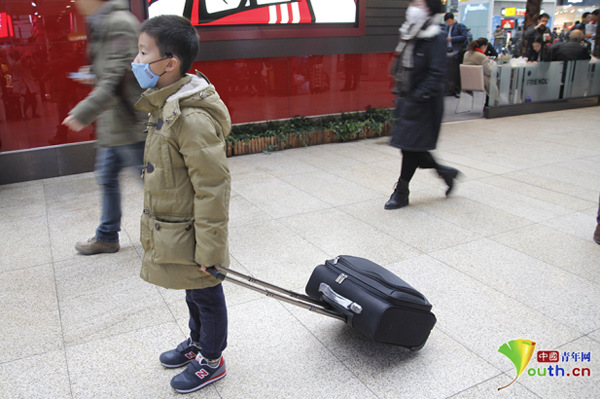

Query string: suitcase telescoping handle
[207,266,346,322]
[319,283,363,315]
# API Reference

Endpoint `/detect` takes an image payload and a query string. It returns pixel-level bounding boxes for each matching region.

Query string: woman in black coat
[385,0,461,209]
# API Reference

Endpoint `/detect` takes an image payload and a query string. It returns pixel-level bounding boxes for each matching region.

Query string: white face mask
[406,6,429,23]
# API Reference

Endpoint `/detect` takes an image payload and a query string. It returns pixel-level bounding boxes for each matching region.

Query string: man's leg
[95,146,123,243]
[75,146,123,255]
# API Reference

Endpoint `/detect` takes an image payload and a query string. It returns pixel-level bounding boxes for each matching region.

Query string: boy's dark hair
[444,12,454,21]
[582,12,590,19]
[538,13,550,21]
[140,15,199,76]
[592,9,599,16]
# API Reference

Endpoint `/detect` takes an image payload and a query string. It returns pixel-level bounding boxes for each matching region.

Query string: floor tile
[232,177,330,219]
[0,350,71,399]
[0,180,46,222]
[280,208,421,264]
[66,323,193,399]
[216,298,378,399]
[431,238,600,334]
[54,248,172,346]
[457,180,573,222]
[229,220,329,292]
[0,264,63,363]
[385,255,581,371]
[491,224,600,284]
[0,215,52,272]
[2,106,600,399]
[280,170,380,206]
[342,199,481,252]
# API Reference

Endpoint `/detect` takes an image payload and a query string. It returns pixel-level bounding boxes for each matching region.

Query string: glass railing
[488,59,600,107]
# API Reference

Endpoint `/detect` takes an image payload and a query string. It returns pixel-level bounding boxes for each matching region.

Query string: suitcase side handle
[319,283,363,315]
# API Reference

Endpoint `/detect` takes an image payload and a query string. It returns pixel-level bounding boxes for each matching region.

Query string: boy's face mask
[131,57,170,89]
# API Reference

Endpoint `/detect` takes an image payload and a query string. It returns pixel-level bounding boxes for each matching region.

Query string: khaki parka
[135,73,232,290]
[69,0,146,147]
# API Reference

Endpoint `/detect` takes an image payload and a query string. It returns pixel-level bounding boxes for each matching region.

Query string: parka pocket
[151,219,196,265]
[140,210,152,252]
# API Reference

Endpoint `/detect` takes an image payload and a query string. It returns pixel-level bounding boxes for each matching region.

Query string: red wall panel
[1,52,394,152]
[196,53,395,124]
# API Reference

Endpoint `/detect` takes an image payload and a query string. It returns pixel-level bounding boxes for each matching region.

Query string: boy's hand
[202,265,226,281]
[199,264,222,274]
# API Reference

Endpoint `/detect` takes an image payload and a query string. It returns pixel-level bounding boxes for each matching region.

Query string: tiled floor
[1,106,599,399]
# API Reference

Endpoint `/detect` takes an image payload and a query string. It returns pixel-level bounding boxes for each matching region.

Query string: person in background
[463,38,492,93]
[64,0,146,255]
[588,9,598,40]
[386,0,460,210]
[510,25,523,56]
[484,42,498,58]
[525,36,551,62]
[550,29,591,62]
[443,12,469,98]
[524,13,552,55]
[133,15,232,394]
[493,25,507,53]
[466,28,473,45]
[573,12,591,33]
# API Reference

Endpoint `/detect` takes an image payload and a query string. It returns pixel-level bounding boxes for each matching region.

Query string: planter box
[226,121,392,157]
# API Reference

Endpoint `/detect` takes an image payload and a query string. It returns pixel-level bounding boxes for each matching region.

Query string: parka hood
[135,72,231,138]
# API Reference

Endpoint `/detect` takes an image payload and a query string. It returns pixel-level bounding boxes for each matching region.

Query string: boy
[132,15,232,394]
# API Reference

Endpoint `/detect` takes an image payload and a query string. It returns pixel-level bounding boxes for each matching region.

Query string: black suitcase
[208,255,435,350]
[305,255,436,350]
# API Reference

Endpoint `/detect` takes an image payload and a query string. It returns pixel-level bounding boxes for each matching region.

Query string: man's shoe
[160,338,201,369]
[170,354,226,394]
[75,237,119,255]
[594,224,600,245]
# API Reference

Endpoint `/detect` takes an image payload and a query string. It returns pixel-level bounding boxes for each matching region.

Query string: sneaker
[594,224,600,245]
[75,237,120,255]
[160,338,201,368]
[170,354,226,394]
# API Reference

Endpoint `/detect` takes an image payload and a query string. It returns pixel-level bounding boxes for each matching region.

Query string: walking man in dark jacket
[443,12,468,97]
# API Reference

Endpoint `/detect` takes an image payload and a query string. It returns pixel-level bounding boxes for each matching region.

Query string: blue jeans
[186,284,228,360]
[94,141,145,242]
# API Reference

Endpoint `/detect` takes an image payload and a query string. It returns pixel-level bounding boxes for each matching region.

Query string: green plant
[226,108,393,153]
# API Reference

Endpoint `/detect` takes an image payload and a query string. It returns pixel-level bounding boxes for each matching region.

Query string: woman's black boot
[384,179,409,209]
[437,165,460,196]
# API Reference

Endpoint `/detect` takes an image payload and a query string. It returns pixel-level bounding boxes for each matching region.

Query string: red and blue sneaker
[170,354,226,394]
[159,338,201,368]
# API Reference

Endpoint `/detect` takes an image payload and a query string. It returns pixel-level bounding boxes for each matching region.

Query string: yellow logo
[498,339,536,390]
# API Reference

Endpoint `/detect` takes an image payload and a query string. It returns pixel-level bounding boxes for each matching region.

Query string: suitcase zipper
[330,256,425,301]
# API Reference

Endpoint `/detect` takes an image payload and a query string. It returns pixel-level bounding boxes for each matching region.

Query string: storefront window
[0,0,91,153]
